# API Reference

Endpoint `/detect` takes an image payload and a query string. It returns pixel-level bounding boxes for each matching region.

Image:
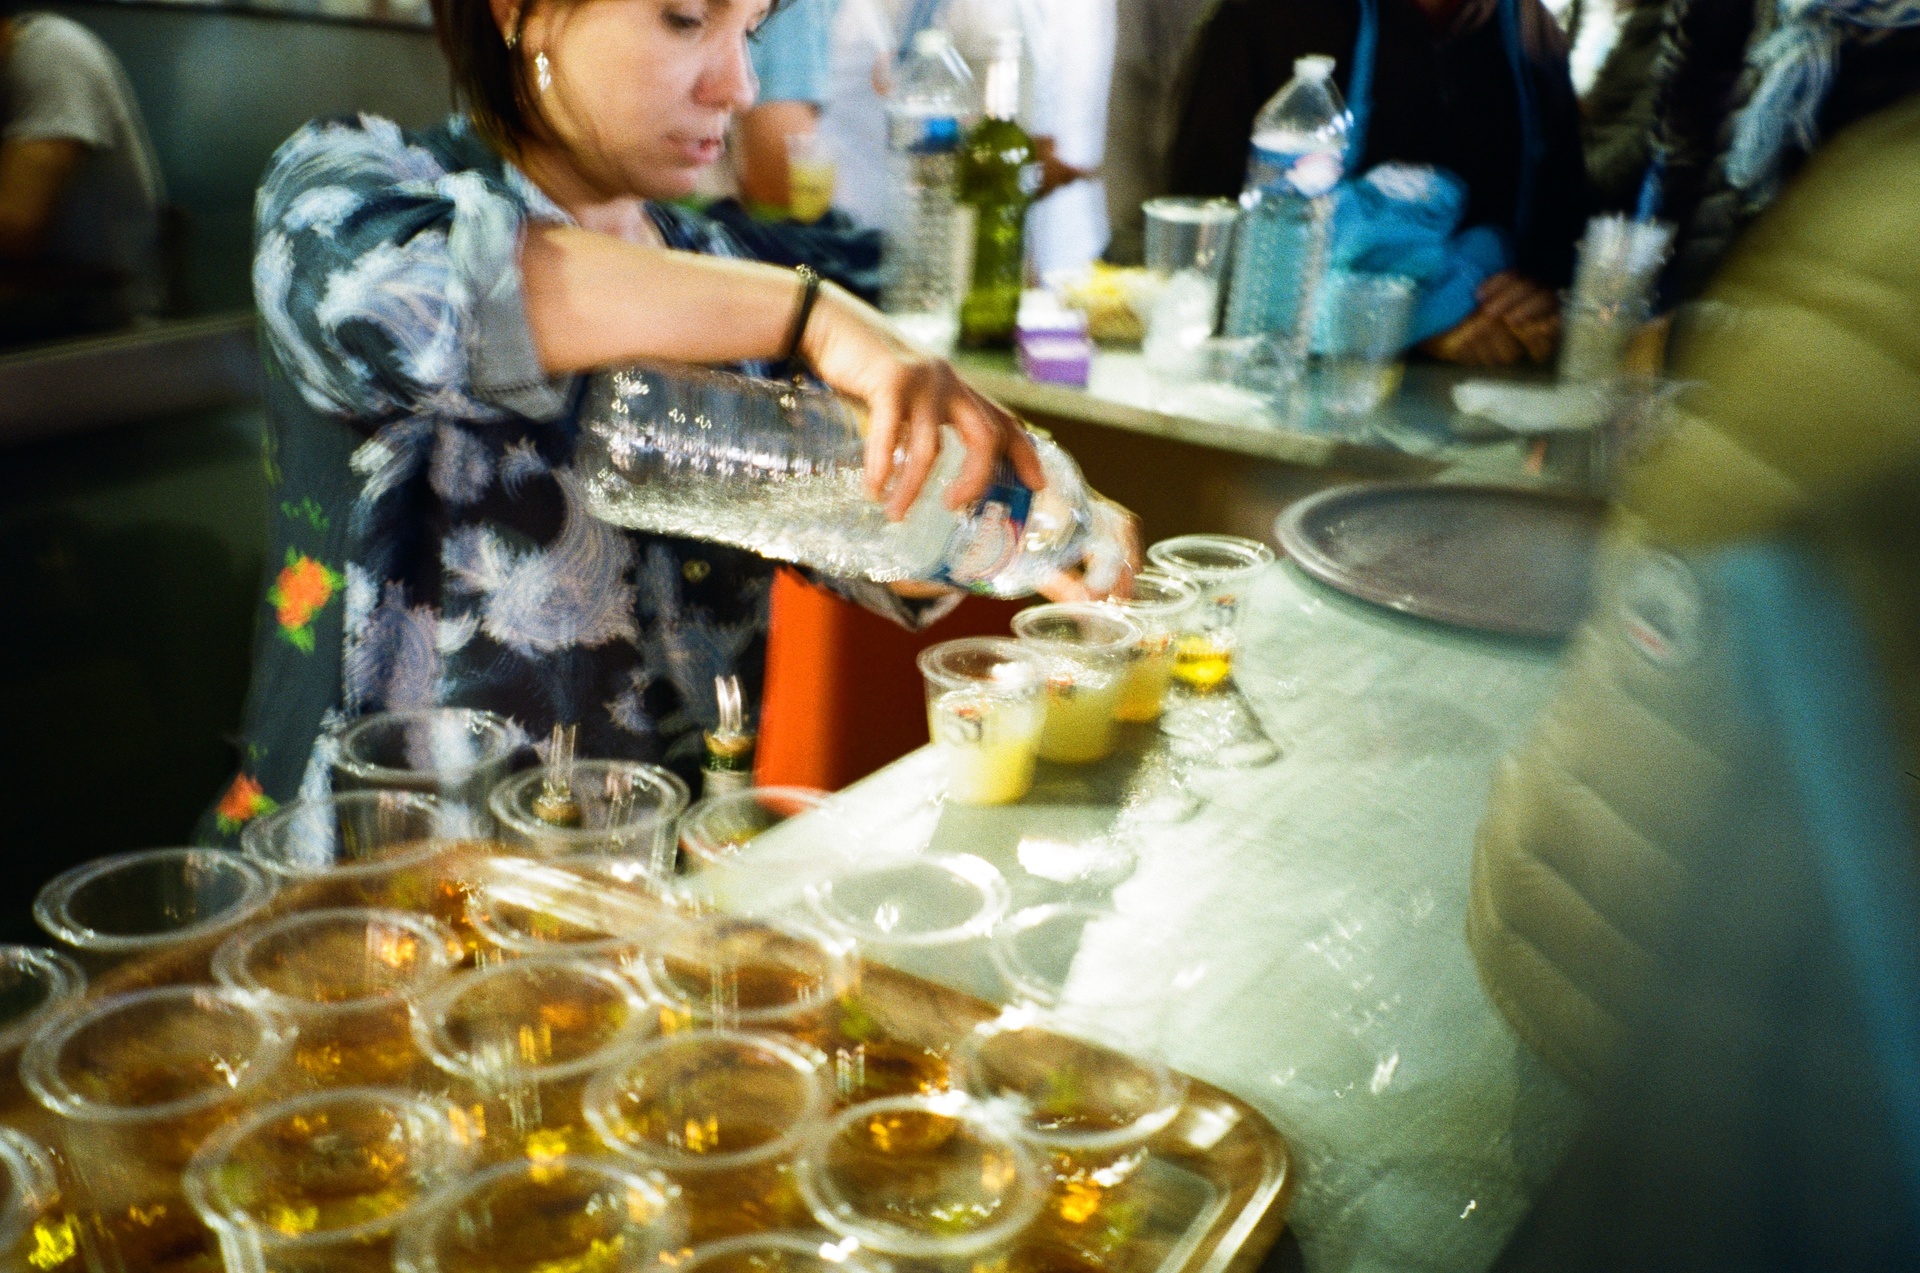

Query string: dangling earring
[504,9,520,46]
[535,50,552,92]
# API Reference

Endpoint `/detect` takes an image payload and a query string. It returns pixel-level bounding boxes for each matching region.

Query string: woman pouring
[202,0,1136,840]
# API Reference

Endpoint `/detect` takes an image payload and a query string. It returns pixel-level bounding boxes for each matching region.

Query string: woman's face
[515,0,769,200]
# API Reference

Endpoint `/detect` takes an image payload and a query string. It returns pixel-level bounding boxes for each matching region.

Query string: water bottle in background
[882,29,975,354]
[1223,55,1350,384]
[577,363,1101,599]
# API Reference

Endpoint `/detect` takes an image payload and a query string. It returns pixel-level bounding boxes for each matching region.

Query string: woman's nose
[695,36,758,112]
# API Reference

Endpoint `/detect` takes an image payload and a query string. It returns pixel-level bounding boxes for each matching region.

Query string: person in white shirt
[0,6,163,345]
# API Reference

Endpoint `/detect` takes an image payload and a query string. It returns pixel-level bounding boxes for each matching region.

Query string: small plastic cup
[1319,272,1417,416]
[797,1092,1045,1262]
[1011,604,1142,764]
[333,708,523,834]
[394,1156,686,1273]
[918,638,1046,806]
[785,131,837,224]
[683,1232,886,1273]
[184,1087,474,1273]
[642,915,855,1049]
[1104,572,1200,723]
[464,856,658,976]
[1142,197,1239,283]
[0,946,84,1060]
[242,790,485,941]
[213,907,460,1089]
[678,786,831,874]
[0,1127,77,1270]
[586,1029,830,1242]
[489,761,690,887]
[34,847,276,976]
[807,854,1010,955]
[21,986,295,1271]
[1146,534,1276,691]
[957,1006,1187,1242]
[413,954,655,1162]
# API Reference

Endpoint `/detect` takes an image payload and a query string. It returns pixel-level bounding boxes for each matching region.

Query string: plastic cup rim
[21,984,295,1125]
[1147,534,1276,581]
[916,637,1041,696]
[796,1092,1045,1259]
[806,853,1010,950]
[987,901,1113,1008]
[0,946,85,1056]
[958,1008,1190,1152]
[212,906,460,1016]
[34,847,276,955]
[183,1085,471,1250]
[1142,195,1240,225]
[488,761,692,849]
[682,1231,882,1273]
[640,915,855,1026]
[1105,570,1201,622]
[462,882,642,959]
[0,1125,58,1254]
[332,707,521,785]
[678,785,833,869]
[413,953,653,1086]
[241,790,456,881]
[395,1154,685,1273]
[584,1027,830,1173]
[1010,603,1142,658]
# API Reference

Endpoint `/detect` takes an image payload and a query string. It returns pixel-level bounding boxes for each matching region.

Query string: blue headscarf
[1725,0,1920,193]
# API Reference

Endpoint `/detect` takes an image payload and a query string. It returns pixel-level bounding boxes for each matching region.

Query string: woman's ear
[489,0,520,43]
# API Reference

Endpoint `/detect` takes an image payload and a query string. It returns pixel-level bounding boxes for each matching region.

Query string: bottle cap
[1295,54,1336,80]
[913,28,953,55]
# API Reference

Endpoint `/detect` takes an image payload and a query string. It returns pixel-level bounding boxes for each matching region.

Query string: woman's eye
[663,7,702,31]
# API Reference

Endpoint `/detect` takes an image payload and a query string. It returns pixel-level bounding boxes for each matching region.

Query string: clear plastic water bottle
[883,29,976,354]
[576,363,1099,599]
[1223,55,1350,382]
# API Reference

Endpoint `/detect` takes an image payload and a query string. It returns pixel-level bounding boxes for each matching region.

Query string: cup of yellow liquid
[918,638,1046,805]
[1104,571,1200,722]
[1011,604,1143,764]
[1144,535,1276,691]
[785,131,837,225]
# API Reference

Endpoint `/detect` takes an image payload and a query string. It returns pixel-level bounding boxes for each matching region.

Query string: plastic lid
[911,28,952,54]
[1295,54,1336,80]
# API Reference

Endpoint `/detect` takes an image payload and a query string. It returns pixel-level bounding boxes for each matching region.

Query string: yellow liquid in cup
[1114,647,1176,722]
[1171,633,1233,692]
[930,689,1043,805]
[789,160,836,224]
[1037,677,1124,764]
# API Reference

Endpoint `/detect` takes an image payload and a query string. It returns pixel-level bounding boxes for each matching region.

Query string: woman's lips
[670,135,725,165]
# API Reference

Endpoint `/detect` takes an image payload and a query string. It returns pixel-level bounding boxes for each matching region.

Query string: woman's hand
[1039,496,1142,603]
[801,283,1047,521]
[1422,272,1561,366]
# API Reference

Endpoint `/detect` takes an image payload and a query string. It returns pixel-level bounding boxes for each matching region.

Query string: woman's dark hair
[429,0,792,152]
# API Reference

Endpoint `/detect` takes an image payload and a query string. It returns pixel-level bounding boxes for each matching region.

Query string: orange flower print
[268,550,343,653]
[215,773,278,836]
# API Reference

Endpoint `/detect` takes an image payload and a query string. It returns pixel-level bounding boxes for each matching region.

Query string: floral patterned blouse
[202,113,937,842]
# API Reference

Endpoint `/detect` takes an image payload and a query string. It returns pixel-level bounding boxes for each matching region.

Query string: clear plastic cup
[678,786,831,874]
[1142,197,1240,282]
[333,708,523,832]
[21,985,295,1271]
[34,847,276,975]
[394,1156,686,1273]
[0,1127,80,1271]
[1145,534,1276,691]
[489,761,690,887]
[990,904,1209,1046]
[641,915,855,1050]
[0,946,84,1059]
[683,1232,886,1273]
[464,856,658,976]
[918,638,1046,806]
[242,790,485,942]
[213,907,460,1089]
[1319,272,1417,415]
[413,954,655,1162]
[1104,572,1200,723]
[797,1092,1045,1262]
[957,1005,1187,1248]
[585,1029,830,1242]
[183,1087,474,1272]
[1011,604,1142,764]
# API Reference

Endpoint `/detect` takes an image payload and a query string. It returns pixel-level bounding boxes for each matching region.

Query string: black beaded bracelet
[780,265,822,366]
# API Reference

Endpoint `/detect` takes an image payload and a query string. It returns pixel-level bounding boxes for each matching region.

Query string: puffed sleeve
[252,114,572,427]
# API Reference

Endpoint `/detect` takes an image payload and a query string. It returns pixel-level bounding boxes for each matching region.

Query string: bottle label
[933,460,1031,591]
[1250,145,1343,198]
[912,116,962,154]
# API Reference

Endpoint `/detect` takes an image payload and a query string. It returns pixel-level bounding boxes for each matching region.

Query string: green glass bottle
[957,30,1039,349]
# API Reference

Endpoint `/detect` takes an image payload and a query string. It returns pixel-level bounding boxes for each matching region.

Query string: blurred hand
[1037,497,1141,603]
[1423,272,1562,366]
[802,283,1046,520]
[1034,137,1096,199]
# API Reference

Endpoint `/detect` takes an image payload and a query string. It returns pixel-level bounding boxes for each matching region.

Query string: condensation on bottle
[577,363,1097,599]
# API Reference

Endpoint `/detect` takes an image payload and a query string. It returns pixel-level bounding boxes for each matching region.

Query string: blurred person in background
[199,0,1136,841]
[0,0,161,346]
[1470,93,1920,1267]
[1101,0,1211,265]
[1165,0,1592,366]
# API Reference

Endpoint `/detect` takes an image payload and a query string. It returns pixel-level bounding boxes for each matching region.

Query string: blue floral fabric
[200,112,926,841]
